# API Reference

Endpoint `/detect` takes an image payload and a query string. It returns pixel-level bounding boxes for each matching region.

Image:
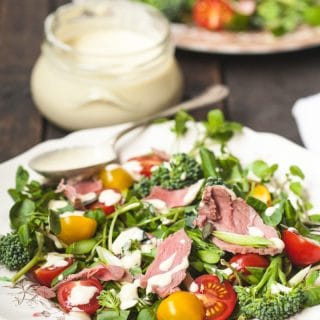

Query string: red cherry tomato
[33,257,73,287]
[89,189,122,216]
[57,278,103,315]
[229,254,269,275]
[191,274,237,320]
[193,0,235,31]
[282,229,320,266]
[89,201,116,216]
[128,154,164,177]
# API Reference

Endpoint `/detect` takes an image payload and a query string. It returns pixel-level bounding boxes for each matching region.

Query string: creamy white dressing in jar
[31,0,183,130]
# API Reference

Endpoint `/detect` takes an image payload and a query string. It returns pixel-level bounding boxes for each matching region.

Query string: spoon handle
[113,84,229,144]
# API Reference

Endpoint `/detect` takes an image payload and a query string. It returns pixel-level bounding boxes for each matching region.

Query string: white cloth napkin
[292,93,320,153]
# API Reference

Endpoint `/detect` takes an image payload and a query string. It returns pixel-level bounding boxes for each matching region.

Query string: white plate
[171,23,320,54]
[1,122,320,320]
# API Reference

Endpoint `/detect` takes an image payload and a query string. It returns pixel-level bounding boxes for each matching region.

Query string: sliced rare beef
[140,229,192,298]
[56,179,102,204]
[144,180,203,208]
[196,186,233,227]
[54,264,132,290]
[196,185,283,256]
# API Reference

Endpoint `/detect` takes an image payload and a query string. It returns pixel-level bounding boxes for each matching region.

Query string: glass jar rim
[44,0,171,60]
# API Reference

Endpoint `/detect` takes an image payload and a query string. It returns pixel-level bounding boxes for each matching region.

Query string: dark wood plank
[0,0,48,72]
[0,0,48,162]
[223,48,320,145]
[176,50,224,120]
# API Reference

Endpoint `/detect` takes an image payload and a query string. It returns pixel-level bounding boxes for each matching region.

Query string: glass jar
[31,0,183,130]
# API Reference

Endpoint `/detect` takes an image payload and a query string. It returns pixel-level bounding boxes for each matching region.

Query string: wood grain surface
[1,0,320,162]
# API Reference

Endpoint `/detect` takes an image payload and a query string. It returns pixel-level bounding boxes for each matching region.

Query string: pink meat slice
[54,264,132,290]
[140,229,192,298]
[64,264,131,282]
[196,186,282,256]
[56,179,102,203]
[144,180,203,208]
[196,186,232,227]
[36,286,56,299]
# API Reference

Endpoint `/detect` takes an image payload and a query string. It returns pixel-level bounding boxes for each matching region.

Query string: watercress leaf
[85,209,106,226]
[202,223,214,240]
[51,262,79,287]
[171,110,194,137]
[10,199,35,229]
[261,199,285,227]
[290,165,305,179]
[252,160,278,180]
[309,214,320,223]
[246,196,267,214]
[97,310,130,320]
[190,260,204,272]
[137,307,157,320]
[284,199,297,227]
[49,210,61,235]
[306,271,320,287]
[198,249,221,264]
[304,286,320,307]
[207,109,224,132]
[200,147,219,178]
[8,188,23,202]
[15,166,29,192]
[66,238,97,255]
[290,181,303,197]
[245,267,266,284]
[58,203,74,213]
[18,224,32,246]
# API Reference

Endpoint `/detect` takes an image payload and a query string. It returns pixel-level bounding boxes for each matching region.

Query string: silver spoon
[29,84,229,180]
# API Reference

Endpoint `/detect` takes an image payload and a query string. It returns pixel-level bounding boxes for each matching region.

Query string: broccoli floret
[0,233,31,271]
[235,256,305,320]
[133,153,203,197]
[0,231,45,283]
[156,153,202,190]
[133,176,154,198]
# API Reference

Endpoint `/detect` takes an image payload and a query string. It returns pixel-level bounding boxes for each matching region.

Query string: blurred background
[1,0,320,162]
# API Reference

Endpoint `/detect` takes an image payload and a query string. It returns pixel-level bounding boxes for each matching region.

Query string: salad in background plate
[1,110,320,320]
[139,0,320,36]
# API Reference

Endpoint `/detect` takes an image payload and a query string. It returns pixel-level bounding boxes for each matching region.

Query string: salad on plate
[139,0,320,36]
[1,109,320,320]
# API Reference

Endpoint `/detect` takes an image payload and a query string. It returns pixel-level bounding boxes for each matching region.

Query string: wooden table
[1,0,320,163]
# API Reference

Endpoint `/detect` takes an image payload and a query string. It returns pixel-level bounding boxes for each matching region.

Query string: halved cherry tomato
[250,184,272,206]
[229,254,269,275]
[89,201,115,215]
[282,229,320,266]
[33,257,73,287]
[191,274,237,320]
[58,216,97,245]
[128,154,164,177]
[193,0,235,31]
[100,166,134,191]
[157,291,205,320]
[57,278,103,315]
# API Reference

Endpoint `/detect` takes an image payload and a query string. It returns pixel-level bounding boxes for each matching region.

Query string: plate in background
[172,23,320,54]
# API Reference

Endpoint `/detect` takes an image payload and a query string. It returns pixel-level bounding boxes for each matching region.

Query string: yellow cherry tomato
[99,167,134,192]
[58,216,97,245]
[250,184,272,206]
[157,291,205,320]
